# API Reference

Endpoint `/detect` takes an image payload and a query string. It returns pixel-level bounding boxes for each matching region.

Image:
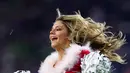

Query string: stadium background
[0,0,130,73]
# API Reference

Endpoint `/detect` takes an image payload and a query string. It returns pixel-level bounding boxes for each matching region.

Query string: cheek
[58,33,69,42]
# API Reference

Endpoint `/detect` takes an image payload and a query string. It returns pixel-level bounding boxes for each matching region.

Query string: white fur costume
[13,42,111,73]
[38,43,92,73]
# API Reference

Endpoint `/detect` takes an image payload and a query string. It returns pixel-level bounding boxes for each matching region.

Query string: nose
[50,29,55,34]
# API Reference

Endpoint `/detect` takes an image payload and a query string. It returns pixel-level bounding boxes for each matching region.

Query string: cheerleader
[15,9,126,73]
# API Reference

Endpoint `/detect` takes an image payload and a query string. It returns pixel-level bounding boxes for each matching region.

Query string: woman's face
[49,20,70,50]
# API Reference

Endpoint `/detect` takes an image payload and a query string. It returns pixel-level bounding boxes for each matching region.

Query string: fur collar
[38,42,92,73]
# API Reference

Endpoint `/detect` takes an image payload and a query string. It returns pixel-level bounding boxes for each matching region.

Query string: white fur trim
[38,42,92,73]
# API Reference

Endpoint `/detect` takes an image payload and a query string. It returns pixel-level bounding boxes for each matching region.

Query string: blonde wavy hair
[55,9,126,64]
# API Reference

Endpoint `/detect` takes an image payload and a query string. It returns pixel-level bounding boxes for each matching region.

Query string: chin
[51,43,58,49]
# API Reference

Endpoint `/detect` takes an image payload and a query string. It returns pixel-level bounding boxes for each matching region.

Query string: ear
[66,37,72,43]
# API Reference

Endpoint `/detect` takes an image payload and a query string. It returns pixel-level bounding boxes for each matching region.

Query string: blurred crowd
[0,0,130,73]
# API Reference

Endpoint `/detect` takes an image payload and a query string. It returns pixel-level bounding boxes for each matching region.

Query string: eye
[56,28,62,31]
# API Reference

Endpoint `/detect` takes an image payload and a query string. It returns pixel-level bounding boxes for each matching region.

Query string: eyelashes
[50,27,62,32]
[56,28,62,31]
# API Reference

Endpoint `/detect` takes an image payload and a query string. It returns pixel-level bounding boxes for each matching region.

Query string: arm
[81,51,111,73]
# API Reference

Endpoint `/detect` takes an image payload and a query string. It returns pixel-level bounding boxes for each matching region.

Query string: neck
[56,43,70,60]
[57,49,65,60]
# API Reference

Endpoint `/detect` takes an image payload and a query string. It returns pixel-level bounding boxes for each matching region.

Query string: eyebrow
[53,25,63,28]
[51,25,63,31]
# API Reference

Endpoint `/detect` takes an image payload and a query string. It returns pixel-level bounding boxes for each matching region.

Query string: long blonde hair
[56,9,126,64]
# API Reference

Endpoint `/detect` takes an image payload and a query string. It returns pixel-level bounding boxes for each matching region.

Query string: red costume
[14,42,111,73]
[38,43,92,73]
[65,50,90,73]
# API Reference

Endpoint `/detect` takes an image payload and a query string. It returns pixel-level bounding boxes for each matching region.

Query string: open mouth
[51,37,58,41]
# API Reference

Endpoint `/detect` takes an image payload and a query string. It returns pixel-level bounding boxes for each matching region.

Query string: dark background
[0,0,130,73]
